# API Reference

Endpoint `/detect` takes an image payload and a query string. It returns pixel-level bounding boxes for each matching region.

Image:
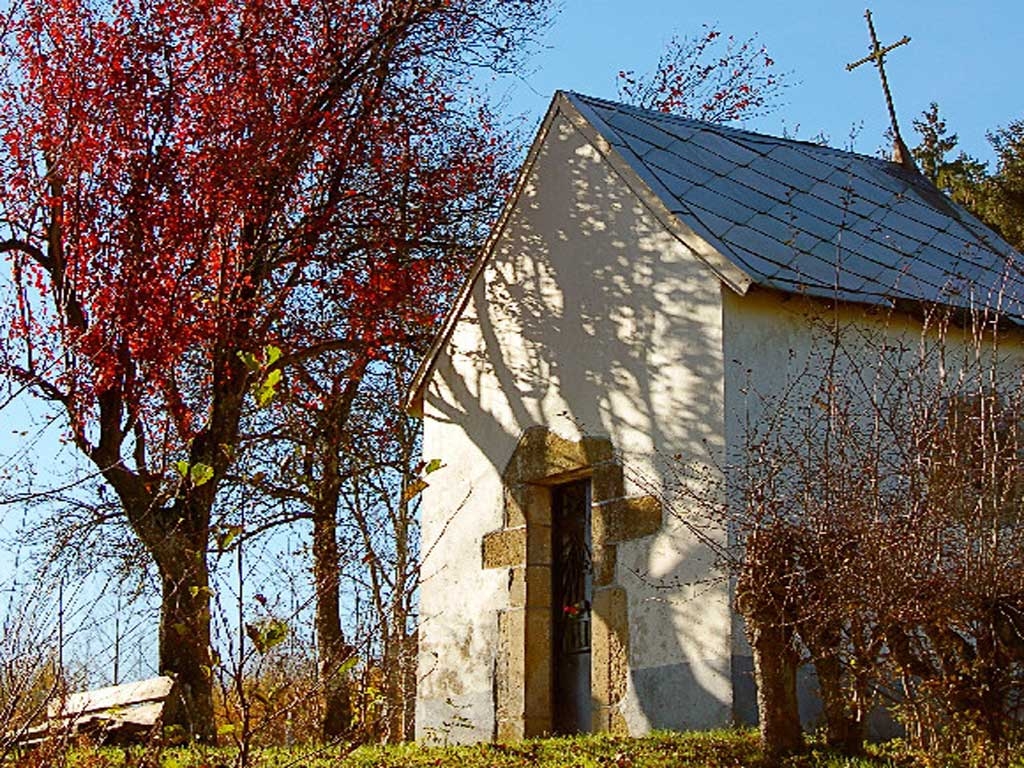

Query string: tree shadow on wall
[423,111,733,732]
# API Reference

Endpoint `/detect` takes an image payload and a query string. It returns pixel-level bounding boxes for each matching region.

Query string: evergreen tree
[911,103,988,213]
[912,104,1024,253]
[985,121,1024,252]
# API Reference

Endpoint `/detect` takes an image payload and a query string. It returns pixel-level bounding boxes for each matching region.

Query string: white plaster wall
[417,109,732,741]
[722,288,1024,464]
[721,287,1024,730]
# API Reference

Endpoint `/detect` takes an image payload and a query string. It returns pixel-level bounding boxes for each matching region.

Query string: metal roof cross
[846,9,914,168]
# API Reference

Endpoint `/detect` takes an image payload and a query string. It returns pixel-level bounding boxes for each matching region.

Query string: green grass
[347,731,929,768]
[350,730,765,767]
[53,730,934,768]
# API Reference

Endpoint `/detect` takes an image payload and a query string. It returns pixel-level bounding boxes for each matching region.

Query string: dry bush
[664,304,1024,763]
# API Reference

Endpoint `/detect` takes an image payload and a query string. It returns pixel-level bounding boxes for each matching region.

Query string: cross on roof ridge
[846,8,915,171]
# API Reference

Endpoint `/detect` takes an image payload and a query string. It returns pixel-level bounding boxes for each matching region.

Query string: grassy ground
[346,730,921,768]
[47,730,934,768]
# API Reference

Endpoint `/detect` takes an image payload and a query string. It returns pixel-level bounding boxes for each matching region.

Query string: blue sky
[498,0,1023,165]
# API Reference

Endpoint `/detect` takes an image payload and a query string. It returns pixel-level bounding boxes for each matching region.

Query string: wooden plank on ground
[48,676,175,719]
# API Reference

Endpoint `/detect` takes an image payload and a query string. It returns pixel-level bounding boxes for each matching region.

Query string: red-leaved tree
[617,24,785,123]
[229,98,518,741]
[0,0,545,739]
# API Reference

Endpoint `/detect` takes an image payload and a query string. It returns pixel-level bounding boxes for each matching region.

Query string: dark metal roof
[567,92,1024,320]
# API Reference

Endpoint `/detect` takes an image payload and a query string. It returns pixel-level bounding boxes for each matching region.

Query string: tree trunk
[310,372,364,741]
[736,526,804,761]
[380,627,416,742]
[813,650,864,754]
[803,619,865,755]
[313,489,352,741]
[383,470,412,743]
[152,526,217,742]
[381,627,403,742]
[748,618,803,761]
[106,477,218,743]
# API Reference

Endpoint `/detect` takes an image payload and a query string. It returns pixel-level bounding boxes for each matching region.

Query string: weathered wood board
[15,675,179,747]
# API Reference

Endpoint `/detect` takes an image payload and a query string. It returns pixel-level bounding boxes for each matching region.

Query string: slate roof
[567,91,1024,319]
[406,92,1024,411]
